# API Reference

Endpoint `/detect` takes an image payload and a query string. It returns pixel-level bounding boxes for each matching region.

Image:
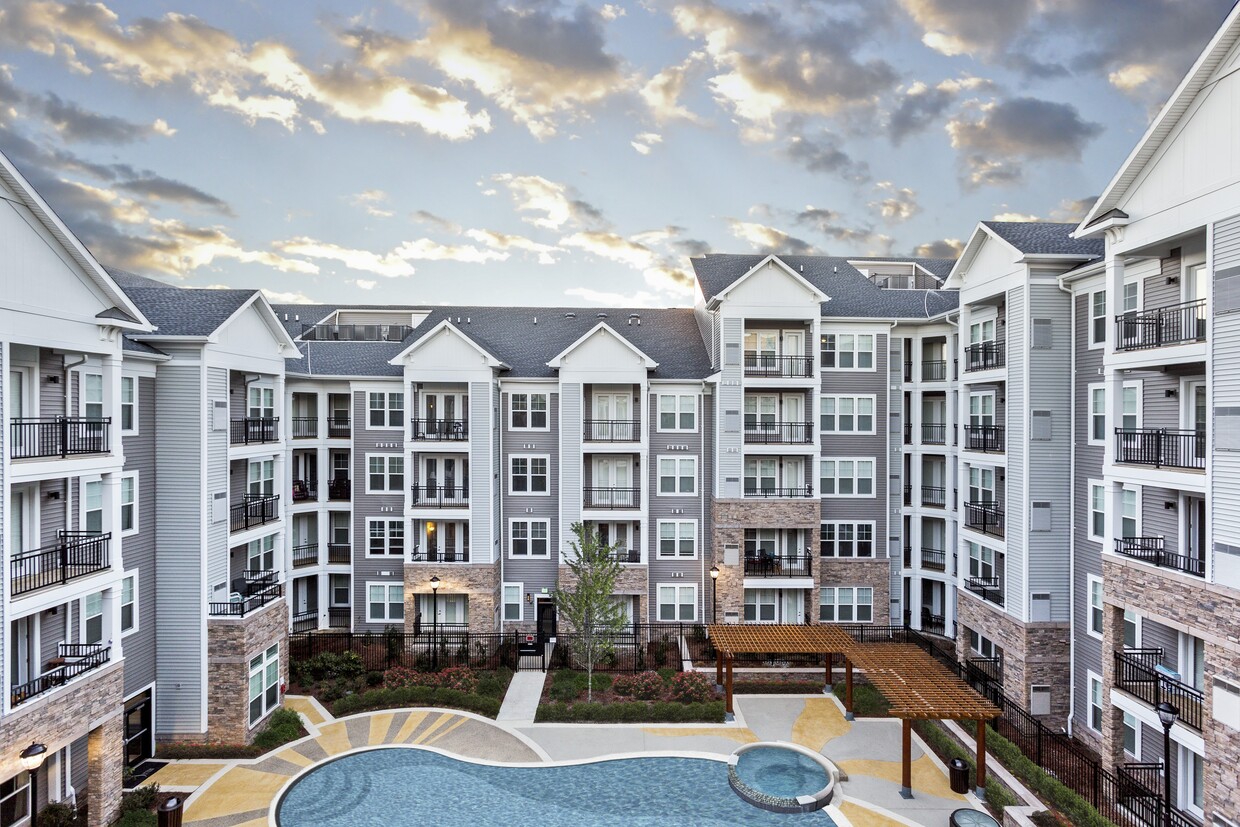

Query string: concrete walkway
[496,670,548,723]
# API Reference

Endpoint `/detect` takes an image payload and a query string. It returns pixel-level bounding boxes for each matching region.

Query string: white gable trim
[945,223,1021,288]
[711,254,829,305]
[388,319,507,367]
[545,321,658,369]
[210,292,301,353]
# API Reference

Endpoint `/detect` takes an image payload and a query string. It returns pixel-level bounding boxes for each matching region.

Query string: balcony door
[248,387,274,420]
[248,460,274,497]
[782,395,804,429]
[423,456,467,492]
[1178,633,1205,690]
[423,391,467,428]
[597,522,631,560]
[783,459,805,490]
[1184,495,1206,571]
[9,616,35,687]
[782,331,804,360]
[968,467,994,504]
[593,458,632,506]
[592,393,631,440]
[968,393,994,429]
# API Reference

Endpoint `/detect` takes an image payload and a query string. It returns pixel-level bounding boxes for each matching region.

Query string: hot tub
[727,742,837,813]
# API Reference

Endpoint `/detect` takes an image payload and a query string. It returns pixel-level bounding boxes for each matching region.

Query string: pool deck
[163,692,992,827]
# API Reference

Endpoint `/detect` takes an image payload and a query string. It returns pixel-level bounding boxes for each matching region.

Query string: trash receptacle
[158,795,184,827]
[948,758,970,794]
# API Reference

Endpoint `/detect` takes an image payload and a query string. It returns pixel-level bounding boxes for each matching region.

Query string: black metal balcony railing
[327,543,351,564]
[583,487,640,509]
[922,360,948,382]
[1114,428,1205,470]
[209,582,283,618]
[967,655,1003,682]
[1115,299,1207,351]
[410,545,471,563]
[611,548,641,564]
[965,501,1005,537]
[920,610,946,636]
[744,485,814,498]
[964,341,1006,372]
[1113,537,1205,578]
[410,485,469,508]
[326,477,351,501]
[292,543,318,568]
[230,417,279,445]
[10,643,111,708]
[412,418,469,441]
[291,417,317,438]
[10,531,111,597]
[903,424,913,445]
[583,419,640,442]
[964,424,1005,452]
[922,423,946,444]
[327,417,351,439]
[328,607,351,628]
[10,417,110,459]
[300,322,414,342]
[966,576,1004,606]
[230,494,279,532]
[922,486,946,508]
[1114,650,1204,731]
[903,361,912,383]
[291,480,317,502]
[1117,763,1163,807]
[744,553,813,577]
[903,545,912,567]
[743,422,813,444]
[292,612,318,633]
[743,353,814,378]
[921,547,946,571]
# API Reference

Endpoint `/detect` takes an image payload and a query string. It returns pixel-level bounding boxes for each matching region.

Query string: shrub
[384,666,478,694]
[550,679,583,702]
[438,667,479,694]
[115,812,156,827]
[36,802,79,826]
[303,651,364,682]
[476,668,513,699]
[656,667,676,683]
[365,671,384,687]
[590,673,612,692]
[536,700,725,723]
[831,681,891,717]
[913,721,1019,821]
[119,784,161,814]
[670,671,714,703]
[252,708,304,750]
[331,685,502,718]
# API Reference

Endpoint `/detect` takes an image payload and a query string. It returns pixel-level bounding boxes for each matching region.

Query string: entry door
[1185,382,1206,461]
[536,600,557,644]
[1185,496,1206,570]
[124,693,153,768]
[780,590,804,624]
[783,331,804,359]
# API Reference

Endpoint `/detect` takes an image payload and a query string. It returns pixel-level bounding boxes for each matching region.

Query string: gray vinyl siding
[469,381,492,564]
[1141,486,1180,552]
[560,384,583,533]
[39,478,67,546]
[1142,371,1191,430]
[1139,617,1181,672]
[39,347,66,417]
[351,387,408,631]
[717,318,743,495]
[205,367,229,595]
[1213,214,1240,553]
[500,391,560,598]
[69,737,88,801]
[1145,249,1181,309]
[40,605,67,654]
[1005,286,1026,619]
[820,333,889,534]
[1025,283,1072,622]
[121,376,158,695]
[647,390,707,622]
[153,358,205,735]
[228,370,246,421]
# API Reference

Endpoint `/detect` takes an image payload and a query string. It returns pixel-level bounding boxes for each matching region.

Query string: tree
[553,522,628,701]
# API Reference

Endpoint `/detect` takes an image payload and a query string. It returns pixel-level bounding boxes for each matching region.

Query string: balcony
[292,611,317,633]
[410,485,469,508]
[10,531,111,598]
[291,480,317,503]
[964,501,1004,537]
[583,487,640,509]
[327,417,351,439]
[300,322,414,342]
[743,353,814,378]
[410,545,470,563]
[1114,649,1203,731]
[965,576,1004,606]
[921,486,946,508]
[209,578,283,618]
[921,423,946,445]
[966,656,1003,682]
[1114,428,1205,470]
[921,360,948,382]
[10,643,111,708]
[328,607,351,628]
[583,419,640,442]
[743,422,813,445]
[744,553,813,577]
[610,548,641,564]
[963,425,1004,453]
[10,417,110,459]
[744,485,814,498]
[1114,299,1207,352]
[230,417,279,445]
[328,477,351,501]
[920,547,946,571]
[291,543,318,569]
[291,418,317,439]
[230,494,279,532]
[328,543,351,564]
[1113,537,1204,578]
[964,341,1005,372]
[920,609,947,636]
[412,418,469,442]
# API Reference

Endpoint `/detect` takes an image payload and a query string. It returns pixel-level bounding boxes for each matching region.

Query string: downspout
[941,312,960,640]
[1057,277,1077,736]
[888,321,899,625]
[63,353,88,531]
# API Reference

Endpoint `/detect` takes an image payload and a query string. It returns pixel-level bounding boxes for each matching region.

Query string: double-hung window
[248,460,275,497]
[248,644,280,725]
[120,473,137,535]
[503,584,523,621]
[83,372,104,419]
[248,387,274,420]
[510,456,549,494]
[510,520,549,557]
[820,459,874,497]
[121,573,137,634]
[1087,575,1103,637]
[84,591,104,644]
[820,333,874,370]
[367,455,404,493]
[658,520,696,558]
[820,396,874,433]
[1088,674,1103,731]
[1090,291,1107,345]
[968,541,995,580]
[367,519,405,556]
[659,395,695,431]
[366,583,405,622]
[1089,482,1106,540]
[658,457,696,495]
[1089,385,1106,444]
[819,587,873,622]
[248,535,276,570]
[820,522,874,557]
[84,479,103,533]
[0,770,31,825]
[368,392,404,428]
[510,393,548,429]
[657,584,696,621]
[121,376,137,433]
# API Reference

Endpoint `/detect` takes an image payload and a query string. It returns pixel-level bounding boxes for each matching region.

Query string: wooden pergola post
[975,718,987,797]
[716,648,723,687]
[824,652,832,691]
[900,718,913,799]
[844,656,854,720]
[724,653,734,716]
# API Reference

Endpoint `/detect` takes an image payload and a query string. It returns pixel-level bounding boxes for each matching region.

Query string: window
[366,455,404,493]
[1088,674,1103,731]
[658,394,696,431]
[84,591,104,644]
[1122,711,1139,756]
[820,396,875,433]
[510,393,548,429]
[368,519,405,557]
[657,584,696,621]
[968,466,994,503]
[1123,610,1140,649]
[330,574,350,606]
[120,473,137,535]
[820,458,874,497]
[510,455,549,494]
[248,535,275,571]
[503,584,523,621]
[248,460,274,496]
[658,457,697,495]
[121,376,136,432]
[1122,281,1139,314]
[1087,575,1103,638]
[366,583,405,622]
[821,333,874,370]
[1090,291,1107,345]
[1089,385,1106,444]
[248,643,280,725]
[248,386,274,419]
[510,520,549,557]
[83,372,103,419]
[968,541,995,580]
[970,319,995,345]
[745,589,777,622]
[1121,487,1138,538]
[84,479,103,533]
[820,587,873,622]
[820,522,875,557]
[1121,384,1140,431]
[1180,747,1204,815]
[969,630,1000,659]
[0,771,31,826]
[1090,483,1105,541]
[658,520,696,558]
[121,573,137,634]
[368,392,404,428]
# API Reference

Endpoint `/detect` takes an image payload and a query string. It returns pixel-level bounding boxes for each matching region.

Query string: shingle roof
[106,267,258,337]
[121,336,167,357]
[980,222,1104,258]
[691,254,959,318]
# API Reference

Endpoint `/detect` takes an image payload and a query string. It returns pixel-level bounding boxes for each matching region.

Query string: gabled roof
[389,319,509,369]
[691,254,958,319]
[980,222,1103,258]
[545,321,659,369]
[1078,3,1240,230]
[707,253,829,306]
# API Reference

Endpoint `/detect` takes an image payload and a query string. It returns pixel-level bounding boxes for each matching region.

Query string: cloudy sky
[0,0,1232,306]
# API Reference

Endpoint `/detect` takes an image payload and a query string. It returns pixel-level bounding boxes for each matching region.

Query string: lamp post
[20,742,48,827]
[709,566,719,625]
[1157,701,1179,827]
[430,575,440,671]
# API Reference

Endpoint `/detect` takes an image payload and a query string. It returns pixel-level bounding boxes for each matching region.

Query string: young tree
[553,522,628,701]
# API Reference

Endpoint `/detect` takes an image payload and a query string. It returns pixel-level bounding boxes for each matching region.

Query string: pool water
[733,747,830,799]
[277,749,835,826]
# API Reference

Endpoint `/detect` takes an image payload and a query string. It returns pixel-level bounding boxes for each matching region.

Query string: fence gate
[515,630,546,671]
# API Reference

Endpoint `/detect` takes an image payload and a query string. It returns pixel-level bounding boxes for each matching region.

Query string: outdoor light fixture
[430,576,441,670]
[1156,701,1179,827]
[709,566,720,624]
[430,575,440,592]
[20,743,48,827]
[525,593,533,605]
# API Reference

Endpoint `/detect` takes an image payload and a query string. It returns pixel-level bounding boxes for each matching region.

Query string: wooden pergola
[707,625,1001,799]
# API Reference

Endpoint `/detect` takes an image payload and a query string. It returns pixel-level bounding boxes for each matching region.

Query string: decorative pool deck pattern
[167,693,981,827]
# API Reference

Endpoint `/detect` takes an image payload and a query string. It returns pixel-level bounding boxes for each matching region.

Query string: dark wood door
[536,601,557,644]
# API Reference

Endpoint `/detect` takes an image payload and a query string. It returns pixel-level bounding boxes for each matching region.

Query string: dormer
[849,260,944,290]
[300,309,429,342]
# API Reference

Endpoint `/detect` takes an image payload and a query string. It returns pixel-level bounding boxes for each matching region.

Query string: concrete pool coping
[728,741,838,813]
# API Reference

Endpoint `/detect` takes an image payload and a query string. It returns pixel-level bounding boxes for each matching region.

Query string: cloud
[1049,196,1097,223]
[274,237,415,278]
[947,96,1102,187]
[349,189,394,218]
[564,286,667,307]
[898,0,1036,60]
[728,219,817,255]
[560,230,655,270]
[491,173,604,230]
[631,132,662,155]
[783,128,869,181]
[259,287,313,303]
[913,237,964,258]
[869,182,920,223]
[464,228,560,264]
[393,237,508,263]
[888,76,994,144]
[640,52,706,123]
[39,93,174,143]
[355,279,377,290]
[117,176,233,214]
[792,206,878,246]
[992,211,1040,222]
[559,227,695,293]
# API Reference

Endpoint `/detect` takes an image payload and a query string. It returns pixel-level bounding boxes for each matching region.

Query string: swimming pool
[276,748,836,826]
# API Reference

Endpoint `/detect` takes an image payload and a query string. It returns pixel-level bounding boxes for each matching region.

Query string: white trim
[819,330,877,372]
[364,581,405,623]
[545,321,659,369]
[656,455,698,496]
[364,517,405,558]
[508,454,550,496]
[819,457,875,498]
[508,518,550,559]
[1086,573,1104,640]
[1121,709,1141,759]
[120,374,138,435]
[710,253,829,304]
[120,470,139,537]
[655,582,698,622]
[508,392,550,432]
[365,390,405,431]
[819,521,877,558]
[388,318,508,368]
[1087,669,1104,733]
[1088,479,1106,543]
[819,394,876,435]
[120,569,139,637]
[363,452,404,494]
[1088,289,1107,349]
[1088,383,1106,446]
[502,582,524,622]
[656,519,698,559]
[655,393,697,433]
[818,585,875,623]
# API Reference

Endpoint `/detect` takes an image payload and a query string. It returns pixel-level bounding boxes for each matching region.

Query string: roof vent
[534,317,538,325]
[833,267,838,274]
[597,313,608,319]
[564,312,576,319]
[466,317,471,324]
[294,314,300,322]
[799,265,804,272]
[283,313,289,321]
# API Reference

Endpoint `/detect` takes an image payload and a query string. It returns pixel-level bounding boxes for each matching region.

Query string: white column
[1103,254,1126,472]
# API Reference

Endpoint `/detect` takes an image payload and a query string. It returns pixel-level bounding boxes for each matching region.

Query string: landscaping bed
[535,668,724,723]
[157,708,306,760]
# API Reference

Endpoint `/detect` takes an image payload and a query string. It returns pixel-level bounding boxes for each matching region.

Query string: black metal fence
[743,422,813,444]
[290,417,317,438]
[964,424,1005,453]
[230,494,279,532]
[229,417,279,445]
[582,487,640,509]
[10,531,111,597]
[743,553,812,577]
[410,485,469,508]
[11,643,111,708]
[583,419,640,442]
[743,354,814,378]
[1114,537,1205,578]
[964,341,1006,372]
[291,627,511,672]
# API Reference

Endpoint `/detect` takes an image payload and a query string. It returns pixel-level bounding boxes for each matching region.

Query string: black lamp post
[430,575,440,670]
[1157,700,1179,827]
[20,742,48,827]
[709,566,719,624]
